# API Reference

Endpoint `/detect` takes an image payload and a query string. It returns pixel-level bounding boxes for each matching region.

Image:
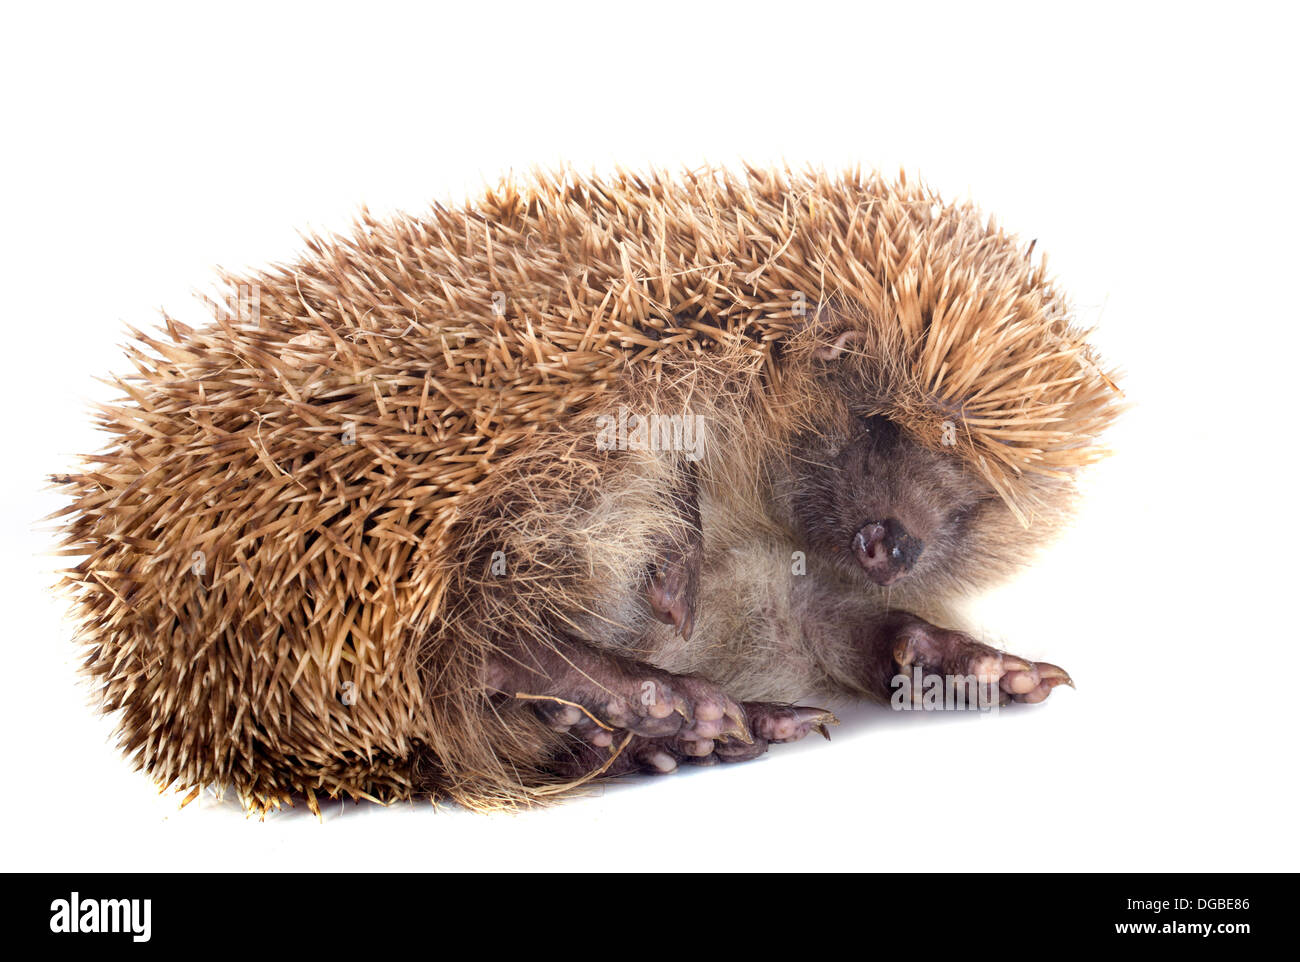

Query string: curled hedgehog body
[54,167,1121,812]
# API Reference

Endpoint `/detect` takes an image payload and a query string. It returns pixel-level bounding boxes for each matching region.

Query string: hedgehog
[52,165,1122,814]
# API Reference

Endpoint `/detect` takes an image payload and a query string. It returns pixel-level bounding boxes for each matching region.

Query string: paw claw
[1001,654,1033,673]
[892,639,915,668]
[1036,662,1074,687]
[724,706,752,744]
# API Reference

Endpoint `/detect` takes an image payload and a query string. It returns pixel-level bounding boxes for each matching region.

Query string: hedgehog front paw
[555,701,838,777]
[707,701,839,764]
[892,624,1073,705]
[522,670,749,745]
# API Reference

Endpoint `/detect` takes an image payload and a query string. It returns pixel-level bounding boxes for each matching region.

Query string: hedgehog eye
[856,414,897,444]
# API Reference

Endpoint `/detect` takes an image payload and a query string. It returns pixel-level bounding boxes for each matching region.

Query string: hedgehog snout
[852,519,924,586]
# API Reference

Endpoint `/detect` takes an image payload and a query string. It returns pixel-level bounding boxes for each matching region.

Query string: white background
[3,1,1296,872]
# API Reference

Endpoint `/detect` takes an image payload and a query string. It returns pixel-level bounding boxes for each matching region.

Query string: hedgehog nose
[852,519,924,586]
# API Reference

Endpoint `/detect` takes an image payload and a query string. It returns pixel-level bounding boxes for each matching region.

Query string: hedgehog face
[785,413,1023,595]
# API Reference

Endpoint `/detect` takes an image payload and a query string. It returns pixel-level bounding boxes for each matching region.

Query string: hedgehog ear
[790,299,867,362]
[814,329,866,361]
